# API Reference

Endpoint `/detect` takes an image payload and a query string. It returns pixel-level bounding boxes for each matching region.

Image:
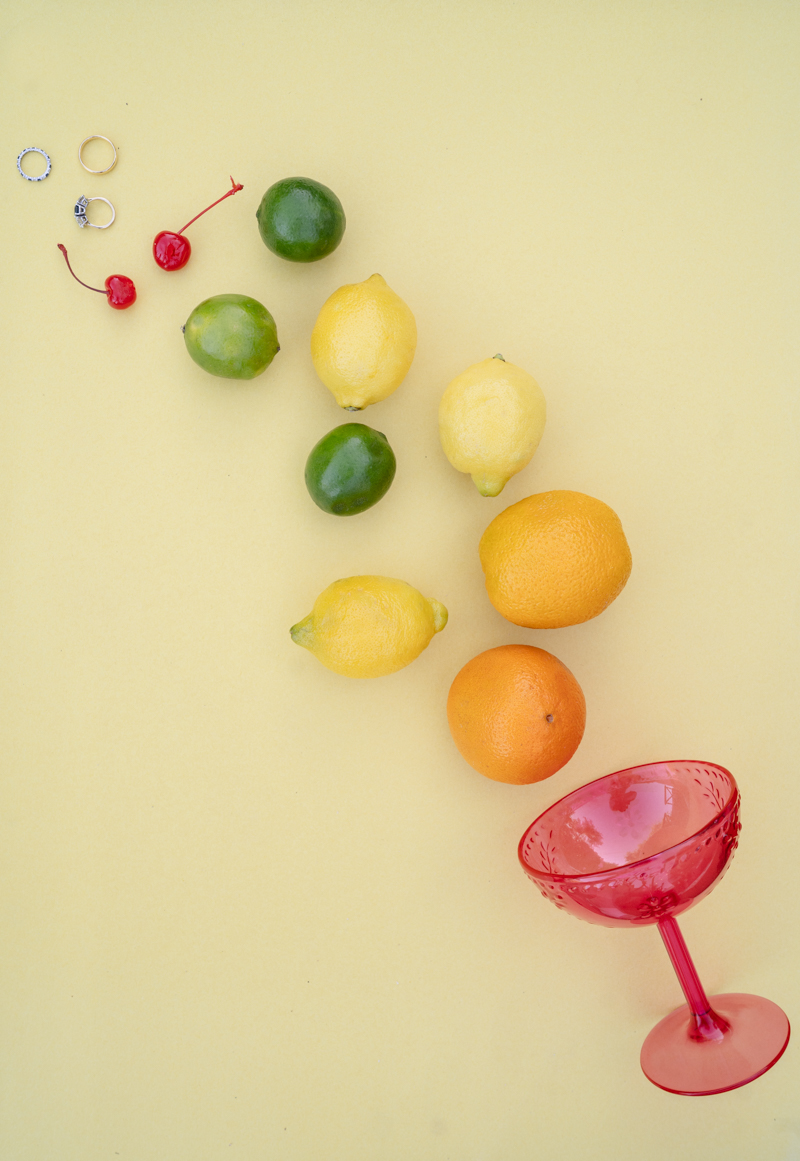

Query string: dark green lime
[305,424,396,516]
[256,177,345,263]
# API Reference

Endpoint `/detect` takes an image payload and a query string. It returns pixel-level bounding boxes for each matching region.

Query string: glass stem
[657,916,730,1042]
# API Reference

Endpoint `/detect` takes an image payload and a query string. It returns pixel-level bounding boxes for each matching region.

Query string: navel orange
[479,490,632,629]
[446,644,586,784]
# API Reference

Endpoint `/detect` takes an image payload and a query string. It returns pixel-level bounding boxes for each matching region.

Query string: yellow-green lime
[183,294,279,380]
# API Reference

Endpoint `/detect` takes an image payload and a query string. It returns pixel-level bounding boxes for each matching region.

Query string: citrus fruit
[438,354,546,496]
[446,644,586,784]
[256,177,345,262]
[310,274,417,410]
[305,423,396,516]
[479,490,632,629]
[290,576,448,678]
[183,294,279,379]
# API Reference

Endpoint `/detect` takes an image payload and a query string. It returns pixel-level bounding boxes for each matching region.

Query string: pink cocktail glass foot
[518,761,790,1095]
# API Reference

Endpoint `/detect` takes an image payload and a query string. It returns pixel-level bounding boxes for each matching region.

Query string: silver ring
[78,135,117,174]
[17,147,51,181]
[74,195,116,229]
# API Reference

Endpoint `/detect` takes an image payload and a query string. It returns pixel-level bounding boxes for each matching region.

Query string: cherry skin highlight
[58,244,136,310]
[153,177,243,271]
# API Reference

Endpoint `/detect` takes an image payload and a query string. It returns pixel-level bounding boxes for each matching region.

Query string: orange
[479,490,632,629]
[447,644,586,784]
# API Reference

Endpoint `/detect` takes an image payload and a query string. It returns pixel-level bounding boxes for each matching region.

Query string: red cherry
[104,274,137,309]
[153,231,191,271]
[153,177,243,271]
[58,244,136,310]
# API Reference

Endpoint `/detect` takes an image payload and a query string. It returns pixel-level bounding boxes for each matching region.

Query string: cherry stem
[177,177,244,234]
[57,244,105,294]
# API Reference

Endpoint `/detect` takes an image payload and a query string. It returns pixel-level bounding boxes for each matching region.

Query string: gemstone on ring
[72,194,115,229]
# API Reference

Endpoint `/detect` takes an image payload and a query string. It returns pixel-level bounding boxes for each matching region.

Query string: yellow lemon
[310,274,417,410]
[290,576,448,678]
[438,355,546,496]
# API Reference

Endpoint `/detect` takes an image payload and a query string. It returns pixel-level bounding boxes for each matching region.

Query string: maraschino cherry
[57,244,136,309]
[153,177,244,271]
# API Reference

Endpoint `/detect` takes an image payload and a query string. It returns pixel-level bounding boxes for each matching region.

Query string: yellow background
[2,2,798,1157]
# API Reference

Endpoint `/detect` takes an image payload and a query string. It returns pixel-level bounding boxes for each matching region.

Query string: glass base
[640,993,790,1095]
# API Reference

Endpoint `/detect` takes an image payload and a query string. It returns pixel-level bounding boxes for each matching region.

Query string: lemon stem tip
[290,616,313,648]
[429,599,448,633]
[472,473,506,497]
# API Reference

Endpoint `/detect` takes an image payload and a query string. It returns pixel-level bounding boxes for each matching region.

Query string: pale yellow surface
[1,3,798,1158]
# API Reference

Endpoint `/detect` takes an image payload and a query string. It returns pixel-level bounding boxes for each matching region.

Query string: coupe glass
[518,760,790,1095]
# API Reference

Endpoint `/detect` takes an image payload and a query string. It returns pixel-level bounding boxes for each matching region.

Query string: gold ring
[78,135,118,174]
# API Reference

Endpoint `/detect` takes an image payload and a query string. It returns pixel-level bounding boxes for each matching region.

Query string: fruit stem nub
[493,353,505,361]
[429,599,449,633]
[290,616,314,649]
[177,177,244,234]
[57,244,105,294]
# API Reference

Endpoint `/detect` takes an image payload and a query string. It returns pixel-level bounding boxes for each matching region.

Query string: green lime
[256,177,345,263]
[183,294,279,380]
[305,423,396,515]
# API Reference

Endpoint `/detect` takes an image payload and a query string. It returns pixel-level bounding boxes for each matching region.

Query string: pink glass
[518,761,790,1095]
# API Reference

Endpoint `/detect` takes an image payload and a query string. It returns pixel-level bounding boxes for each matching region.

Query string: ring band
[17,147,51,181]
[74,195,116,229]
[78,135,117,174]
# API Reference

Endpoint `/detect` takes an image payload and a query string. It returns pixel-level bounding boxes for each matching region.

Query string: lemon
[438,355,546,496]
[310,274,417,410]
[290,576,448,678]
